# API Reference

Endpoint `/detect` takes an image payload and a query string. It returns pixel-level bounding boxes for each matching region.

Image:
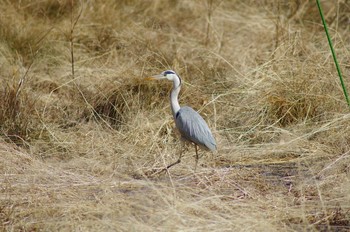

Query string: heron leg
[157,140,184,173]
[194,145,199,171]
[165,152,182,169]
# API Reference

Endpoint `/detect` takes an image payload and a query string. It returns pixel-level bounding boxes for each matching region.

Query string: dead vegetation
[1,0,350,231]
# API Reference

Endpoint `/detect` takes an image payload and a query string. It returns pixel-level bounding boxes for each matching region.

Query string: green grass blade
[316,0,350,108]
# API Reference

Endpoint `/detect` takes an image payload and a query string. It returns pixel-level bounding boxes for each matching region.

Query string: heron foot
[148,158,181,176]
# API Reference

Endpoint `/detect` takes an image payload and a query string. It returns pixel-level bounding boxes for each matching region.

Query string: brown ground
[1,1,350,231]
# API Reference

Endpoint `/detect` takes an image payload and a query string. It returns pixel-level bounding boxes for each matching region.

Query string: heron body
[175,106,216,151]
[148,70,216,170]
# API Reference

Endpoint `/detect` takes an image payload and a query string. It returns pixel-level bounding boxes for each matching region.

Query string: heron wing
[175,106,216,151]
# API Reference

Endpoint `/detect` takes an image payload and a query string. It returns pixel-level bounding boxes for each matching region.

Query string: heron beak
[145,74,164,80]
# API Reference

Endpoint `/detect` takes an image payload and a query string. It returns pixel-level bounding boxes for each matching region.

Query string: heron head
[146,70,178,81]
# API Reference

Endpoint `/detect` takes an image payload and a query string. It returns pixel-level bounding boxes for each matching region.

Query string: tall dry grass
[1,0,350,231]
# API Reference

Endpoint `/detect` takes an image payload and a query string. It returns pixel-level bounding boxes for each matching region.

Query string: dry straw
[0,1,350,231]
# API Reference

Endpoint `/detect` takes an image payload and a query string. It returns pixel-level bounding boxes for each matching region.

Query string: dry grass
[1,0,350,231]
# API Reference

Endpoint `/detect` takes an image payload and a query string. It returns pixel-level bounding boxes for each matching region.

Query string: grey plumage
[147,70,216,171]
[175,106,216,151]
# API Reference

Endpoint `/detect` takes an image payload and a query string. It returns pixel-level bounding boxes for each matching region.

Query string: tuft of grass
[263,69,341,127]
[91,78,170,128]
[0,80,35,144]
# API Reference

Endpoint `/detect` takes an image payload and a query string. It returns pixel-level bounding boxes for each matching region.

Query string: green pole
[316,0,350,107]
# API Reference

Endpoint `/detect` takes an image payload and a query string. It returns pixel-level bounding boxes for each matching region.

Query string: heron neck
[170,76,181,119]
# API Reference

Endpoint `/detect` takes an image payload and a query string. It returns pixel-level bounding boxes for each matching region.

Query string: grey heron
[147,70,216,170]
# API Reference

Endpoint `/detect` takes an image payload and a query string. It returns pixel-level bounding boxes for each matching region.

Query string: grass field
[1,0,350,231]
